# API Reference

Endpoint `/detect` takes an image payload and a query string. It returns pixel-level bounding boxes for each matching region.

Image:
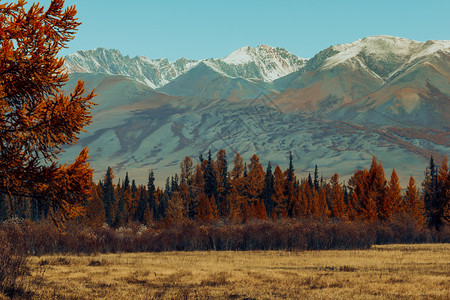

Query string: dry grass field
[13,244,450,299]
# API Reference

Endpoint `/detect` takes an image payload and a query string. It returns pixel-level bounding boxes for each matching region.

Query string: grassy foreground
[17,244,450,299]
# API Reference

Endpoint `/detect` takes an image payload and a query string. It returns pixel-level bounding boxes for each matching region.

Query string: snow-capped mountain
[64,45,306,89]
[64,48,198,89]
[61,36,450,186]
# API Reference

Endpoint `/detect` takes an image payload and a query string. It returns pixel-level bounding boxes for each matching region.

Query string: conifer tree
[0,193,8,222]
[102,167,115,226]
[262,162,274,216]
[368,157,387,220]
[114,181,126,227]
[386,169,403,218]
[147,170,157,215]
[85,183,105,228]
[166,191,186,224]
[404,175,425,228]
[330,174,347,219]
[0,0,97,226]
[423,156,441,229]
[272,165,287,218]
[314,165,320,191]
[135,185,148,223]
[246,154,265,206]
[204,151,218,201]
[197,192,213,222]
[215,149,229,215]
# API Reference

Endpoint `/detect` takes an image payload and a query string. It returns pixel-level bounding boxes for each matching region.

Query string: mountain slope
[60,36,450,185]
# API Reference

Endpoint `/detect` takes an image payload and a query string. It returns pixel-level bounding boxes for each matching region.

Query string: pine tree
[0,193,8,222]
[423,156,441,229]
[147,170,157,214]
[314,165,320,191]
[215,149,229,216]
[102,167,115,226]
[262,162,274,216]
[308,173,313,189]
[204,150,218,201]
[272,165,287,218]
[135,186,148,223]
[284,153,297,218]
[114,181,126,227]
[432,156,450,229]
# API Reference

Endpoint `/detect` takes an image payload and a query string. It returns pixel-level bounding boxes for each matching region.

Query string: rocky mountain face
[64,45,306,89]
[61,36,450,186]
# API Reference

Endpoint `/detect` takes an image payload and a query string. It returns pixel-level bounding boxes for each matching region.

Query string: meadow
[15,244,450,299]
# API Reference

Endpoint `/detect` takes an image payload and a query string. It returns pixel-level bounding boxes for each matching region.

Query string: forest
[1,150,449,254]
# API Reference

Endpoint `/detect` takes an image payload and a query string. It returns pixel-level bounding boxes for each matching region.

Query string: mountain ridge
[60,36,450,186]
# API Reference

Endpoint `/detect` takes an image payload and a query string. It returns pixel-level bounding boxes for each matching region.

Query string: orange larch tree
[368,157,387,220]
[329,173,347,220]
[0,0,95,224]
[404,175,425,228]
[386,168,403,218]
[246,154,265,205]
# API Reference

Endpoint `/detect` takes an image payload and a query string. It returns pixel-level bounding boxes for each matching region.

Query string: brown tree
[0,0,95,224]
[404,175,425,228]
[272,165,287,218]
[386,168,402,218]
[330,174,347,220]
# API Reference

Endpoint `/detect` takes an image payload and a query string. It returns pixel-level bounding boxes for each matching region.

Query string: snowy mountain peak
[64,45,306,87]
[220,44,306,81]
[222,46,254,64]
[322,36,450,79]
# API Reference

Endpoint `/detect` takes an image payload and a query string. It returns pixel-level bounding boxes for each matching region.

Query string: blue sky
[35,0,450,60]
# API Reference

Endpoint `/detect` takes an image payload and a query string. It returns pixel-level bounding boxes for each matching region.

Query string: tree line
[2,150,448,231]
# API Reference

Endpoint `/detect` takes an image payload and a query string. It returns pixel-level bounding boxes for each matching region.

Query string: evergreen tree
[262,162,274,216]
[131,179,137,199]
[0,193,8,222]
[215,149,229,216]
[424,156,450,230]
[102,167,115,226]
[135,186,148,223]
[204,150,218,201]
[308,173,313,189]
[114,181,126,227]
[171,174,179,193]
[423,156,441,229]
[286,152,295,187]
[272,165,287,218]
[148,170,157,214]
[314,165,320,191]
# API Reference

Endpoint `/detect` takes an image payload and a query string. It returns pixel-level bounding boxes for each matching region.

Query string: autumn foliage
[0,0,95,223]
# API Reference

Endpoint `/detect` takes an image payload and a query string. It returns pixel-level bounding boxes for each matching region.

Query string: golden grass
[17,244,450,299]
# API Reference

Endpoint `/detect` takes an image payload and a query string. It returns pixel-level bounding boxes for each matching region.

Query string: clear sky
[34,0,450,60]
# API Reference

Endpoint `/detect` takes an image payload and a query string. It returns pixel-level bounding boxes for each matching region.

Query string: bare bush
[0,222,29,297]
